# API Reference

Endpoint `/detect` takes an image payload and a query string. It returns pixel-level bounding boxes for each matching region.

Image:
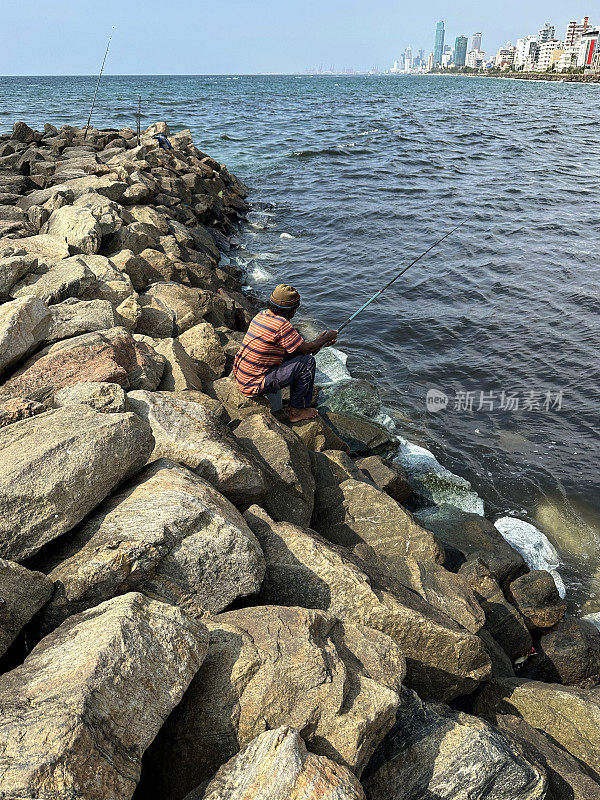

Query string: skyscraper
[455,36,468,66]
[471,32,482,51]
[434,21,445,65]
[405,46,413,69]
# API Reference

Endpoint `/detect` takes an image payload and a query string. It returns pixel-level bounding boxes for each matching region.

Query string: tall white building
[535,39,563,71]
[514,35,538,69]
[471,32,482,51]
[565,17,590,47]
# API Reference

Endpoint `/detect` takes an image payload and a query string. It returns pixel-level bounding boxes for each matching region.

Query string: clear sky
[0,1,592,74]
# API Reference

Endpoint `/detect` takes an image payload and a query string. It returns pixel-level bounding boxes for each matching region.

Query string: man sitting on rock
[233,284,338,422]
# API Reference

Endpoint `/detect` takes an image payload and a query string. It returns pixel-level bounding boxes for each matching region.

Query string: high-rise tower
[455,36,468,66]
[434,21,445,65]
[471,32,482,51]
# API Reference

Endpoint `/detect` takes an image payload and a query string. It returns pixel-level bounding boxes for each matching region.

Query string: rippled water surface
[1,74,599,606]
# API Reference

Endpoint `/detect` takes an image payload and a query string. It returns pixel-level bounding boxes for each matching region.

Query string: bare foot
[288,406,319,422]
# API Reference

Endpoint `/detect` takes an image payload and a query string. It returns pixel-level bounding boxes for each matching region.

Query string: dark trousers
[261,354,316,408]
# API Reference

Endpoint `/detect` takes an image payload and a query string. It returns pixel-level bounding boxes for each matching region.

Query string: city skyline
[0,1,594,75]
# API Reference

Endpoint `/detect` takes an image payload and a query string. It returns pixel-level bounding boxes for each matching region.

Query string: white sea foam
[582,613,600,632]
[314,347,351,386]
[393,436,485,515]
[248,263,271,282]
[494,516,566,597]
[280,232,295,239]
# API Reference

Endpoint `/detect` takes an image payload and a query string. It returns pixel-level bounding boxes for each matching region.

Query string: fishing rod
[337,217,470,333]
[84,33,113,140]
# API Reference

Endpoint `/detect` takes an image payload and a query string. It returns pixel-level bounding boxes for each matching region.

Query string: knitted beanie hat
[270,284,301,309]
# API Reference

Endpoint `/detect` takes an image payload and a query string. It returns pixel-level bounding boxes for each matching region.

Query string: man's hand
[299,330,338,355]
[319,330,338,347]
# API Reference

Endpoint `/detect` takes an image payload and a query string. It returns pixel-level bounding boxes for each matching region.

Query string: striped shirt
[233,309,305,396]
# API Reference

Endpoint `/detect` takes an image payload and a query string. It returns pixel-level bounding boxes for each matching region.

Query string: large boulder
[318,378,382,418]
[0,233,70,262]
[12,120,39,143]
[355,455,412,503]
[0,404,153,560]
[311,448,368,487]
[52,380,127,413]
[286,415,349,452]
[77,253,136,305]
[314,478,444,571]
[0,559,54,657]
[103,221,161,255]
[45,297,122,342]
[476,677,600,781]
[127,390,267,506]
[494,714,600,800]
[0,592,208,800]
[10,254,96,304]
[0,327,165,403]
[519,616,600,686]
[0,251,38,299]
[321,412,396,456]
[41,460,265,631]
[362,686,547,800]
[415,505,527,583]
[391,557,485,634]
[136,290,177,337]
[205,374,271,421]
[44,203,102,254]
[234,413,315,527]
[508,570,567,629]
[178,321,226,381]
[244,506,491,701]
[137,605,404,798]
[151,337,203,392]
[460,558,533,662]
[73,191,123,236]
[0,295,50,376]
[199,727,366,800]
[139,282,206,334]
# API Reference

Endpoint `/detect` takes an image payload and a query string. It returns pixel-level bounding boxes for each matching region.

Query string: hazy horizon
[1,1,593,75]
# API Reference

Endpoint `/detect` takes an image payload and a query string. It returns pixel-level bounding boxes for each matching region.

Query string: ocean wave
[290,145,372,159]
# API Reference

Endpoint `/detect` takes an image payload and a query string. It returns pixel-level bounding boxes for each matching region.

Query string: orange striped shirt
[233,309,305,396]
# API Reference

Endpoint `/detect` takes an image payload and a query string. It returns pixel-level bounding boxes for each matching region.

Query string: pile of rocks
[0,119,597,800]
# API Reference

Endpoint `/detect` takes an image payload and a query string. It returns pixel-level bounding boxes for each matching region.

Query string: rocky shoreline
[0,119,598,799]
[430,70,600,83]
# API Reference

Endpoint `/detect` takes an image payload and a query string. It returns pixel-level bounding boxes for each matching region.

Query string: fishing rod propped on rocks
[84,32,113,140]
[337,218,470,333]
